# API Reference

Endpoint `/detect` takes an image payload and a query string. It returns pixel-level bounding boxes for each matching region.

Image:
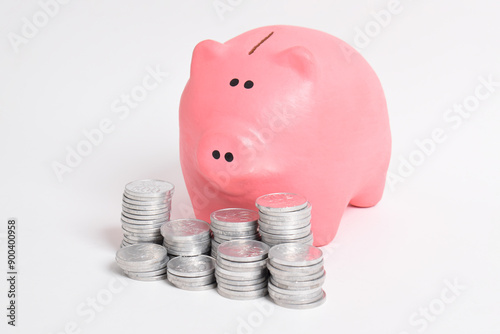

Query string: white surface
[1,1,499,333]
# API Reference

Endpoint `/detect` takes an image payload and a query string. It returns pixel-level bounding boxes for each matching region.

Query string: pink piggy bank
[179,25,391,246]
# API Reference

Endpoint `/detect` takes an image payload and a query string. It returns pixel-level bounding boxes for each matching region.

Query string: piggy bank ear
[274,46,315,78]
[191,39,226,75]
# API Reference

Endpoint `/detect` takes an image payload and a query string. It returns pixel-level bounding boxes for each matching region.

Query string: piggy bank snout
[196,131,256,193]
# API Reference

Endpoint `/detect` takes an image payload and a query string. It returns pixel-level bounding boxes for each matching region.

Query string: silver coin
[160,219,210,239]
[269,287,324,304]
[124,180,175,198]
[268,243,322,267]
[272,290,326,309]
[269,274,325,290]
[258,210,311,222]
[164,235,211,245]
[164,236,211,245]
[121,228,162,237]
[167,272,215,283]
[165,245,211,254]
[217,281,268,292]
[215,273,268,286]
[268,281,323,296]
[122,229,163,240]
[167,255,215,277]
[262,238,313,247]
[122,206,170,216]
[216,260,264,273]
[123,233,163,241]
[165,232,212,243]
[118,256,169,272]
[211,221,258,230]
[167,249,211,257]
[121,219,165,229]
[260,229,311,240]
[261,237,309,246]
[120,241,131,248]
[122,210,170,221]
[171,282,217,291]
[214,234,260,244]
[125,267,167,277]
[123,192,173,202]
[127,274,168,281]
[122,194,171,206]
[268,259,323,274]
[257,221,311,234]
[268,288,324,304]
[122,201,170,211]
[116,244,167,266]
[218,240,269,263]
[164,241,212,251]
[216,257,268,271]
[268,264,325,281]
[121,215,169,225]
[121,240,163,247]
[165,241,212,251]
[215,266,268,280]
[256,193,308,213]
[217,286,268,300]
[211,208,259,224]
[123,238,163,246]
[167,275,216,286]
[210,225,258,235]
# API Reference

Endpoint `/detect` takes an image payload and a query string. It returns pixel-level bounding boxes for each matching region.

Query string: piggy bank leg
[348,174,386,208]
[310,193,350,247]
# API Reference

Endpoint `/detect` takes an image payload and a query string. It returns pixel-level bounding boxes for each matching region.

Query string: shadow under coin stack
[160,219,211,257]
[115,244,169,281]
[210,208,260,258]
[256,193,313,247]
[267,243,326,309]
[120,180,174,248]
[166,255,216,291]
[215,240,270,300]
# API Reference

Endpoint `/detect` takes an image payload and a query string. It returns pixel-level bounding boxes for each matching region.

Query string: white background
[1,0,499,333]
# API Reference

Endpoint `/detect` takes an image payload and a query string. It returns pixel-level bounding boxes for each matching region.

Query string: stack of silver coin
[166,255,217,291]
[121,179,174,248]
[115,243,169,281]
[215,240,270,300]
[210,208,260,258]
[256,193,313,247]
[267,243,326,309]
[160,219,211,257]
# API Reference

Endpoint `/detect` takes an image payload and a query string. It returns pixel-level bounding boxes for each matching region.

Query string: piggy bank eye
[244,80,254,89]
[229,78,239,87]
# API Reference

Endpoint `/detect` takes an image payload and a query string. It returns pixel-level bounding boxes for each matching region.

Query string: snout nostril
[212,150,220,159]
[224,152,234,162]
